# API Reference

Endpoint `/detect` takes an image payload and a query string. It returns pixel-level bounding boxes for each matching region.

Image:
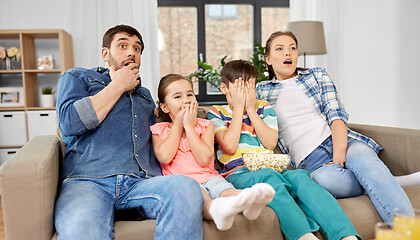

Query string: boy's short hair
[221,60,257,86]
[102,24,144,53]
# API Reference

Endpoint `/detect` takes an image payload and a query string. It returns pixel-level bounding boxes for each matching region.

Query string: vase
[11,57,21,69]
[39,94,55,108]
[0,59,5,70]
[5,57,11,70]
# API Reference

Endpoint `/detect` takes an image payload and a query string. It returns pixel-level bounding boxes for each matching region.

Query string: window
[158,0,289,104]
[208,5,237,19]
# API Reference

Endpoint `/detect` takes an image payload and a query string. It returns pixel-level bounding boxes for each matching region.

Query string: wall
[291,0,420,129]
[1,0,419,129]
[0,0,160,99]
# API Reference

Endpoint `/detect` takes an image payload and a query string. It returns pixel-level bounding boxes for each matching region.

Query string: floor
[0,197,4,240]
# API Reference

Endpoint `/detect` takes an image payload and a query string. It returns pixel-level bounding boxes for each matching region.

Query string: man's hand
[109,63,140,92]
[244,78,257,114]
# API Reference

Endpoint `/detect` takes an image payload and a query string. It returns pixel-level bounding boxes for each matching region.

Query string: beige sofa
[1,123,420,240]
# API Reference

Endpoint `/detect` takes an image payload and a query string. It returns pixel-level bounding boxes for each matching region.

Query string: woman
[256,31,414,223]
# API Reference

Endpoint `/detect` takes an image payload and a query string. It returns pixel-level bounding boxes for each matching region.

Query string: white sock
[341,236,358,240]
[298,233,319,240]
[209,188,256,230]
[395,171,420,186]
[243,183,275,220]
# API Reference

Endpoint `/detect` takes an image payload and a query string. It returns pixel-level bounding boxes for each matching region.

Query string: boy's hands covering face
[244,78,256,114]
[228,78,246,112]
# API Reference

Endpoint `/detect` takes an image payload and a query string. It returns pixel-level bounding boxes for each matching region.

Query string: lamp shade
[286,21,327,55]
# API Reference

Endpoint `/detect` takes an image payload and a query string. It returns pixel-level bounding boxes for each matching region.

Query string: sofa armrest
[0,135,61,240]
[348,123,420,176]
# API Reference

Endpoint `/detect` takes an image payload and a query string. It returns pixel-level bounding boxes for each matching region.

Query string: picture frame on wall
[0,87,24,107]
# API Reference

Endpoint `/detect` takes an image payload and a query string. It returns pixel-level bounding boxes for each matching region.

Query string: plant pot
[39,94,55,108]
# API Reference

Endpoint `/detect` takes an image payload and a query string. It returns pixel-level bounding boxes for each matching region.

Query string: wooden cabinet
[0,29,73,149]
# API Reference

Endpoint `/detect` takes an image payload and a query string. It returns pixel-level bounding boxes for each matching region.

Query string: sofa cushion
[337,186,420,240]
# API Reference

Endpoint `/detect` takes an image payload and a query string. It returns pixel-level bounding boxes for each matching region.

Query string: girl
[257,31,418,223]
[150,74,275,231]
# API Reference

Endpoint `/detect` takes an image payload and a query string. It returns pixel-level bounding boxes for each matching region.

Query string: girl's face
[265,35,298,80]
[160,79,196,119]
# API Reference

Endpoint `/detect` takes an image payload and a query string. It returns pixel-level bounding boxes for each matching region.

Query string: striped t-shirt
[208,100,278,176]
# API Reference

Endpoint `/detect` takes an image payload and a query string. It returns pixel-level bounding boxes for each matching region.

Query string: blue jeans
[54,174,203,240]
[298,136,413,222]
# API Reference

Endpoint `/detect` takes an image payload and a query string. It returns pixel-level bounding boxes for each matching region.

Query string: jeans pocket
[318,136,333,158]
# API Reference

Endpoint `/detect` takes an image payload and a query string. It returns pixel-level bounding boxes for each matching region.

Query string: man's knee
[164,175,203,204]
[55,210,112,240]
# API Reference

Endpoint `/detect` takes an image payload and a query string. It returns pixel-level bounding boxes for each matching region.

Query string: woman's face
[265,35,298,80]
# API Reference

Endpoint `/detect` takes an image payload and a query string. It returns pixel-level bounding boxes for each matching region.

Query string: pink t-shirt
[150,118,220,184]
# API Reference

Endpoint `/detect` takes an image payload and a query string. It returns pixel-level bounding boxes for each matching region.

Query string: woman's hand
[323,157,346,168]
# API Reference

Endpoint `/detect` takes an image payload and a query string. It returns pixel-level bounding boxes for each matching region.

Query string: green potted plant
[187,43,269,93]
[40,87,55,108]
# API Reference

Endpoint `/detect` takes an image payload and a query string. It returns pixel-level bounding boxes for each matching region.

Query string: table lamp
[286,21,327,68]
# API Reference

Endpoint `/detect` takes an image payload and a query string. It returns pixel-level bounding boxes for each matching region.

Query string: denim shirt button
[134,115,138,118]
[134,134,138,138]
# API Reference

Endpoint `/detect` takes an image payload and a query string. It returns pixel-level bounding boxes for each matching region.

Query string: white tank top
[273,77,331,166]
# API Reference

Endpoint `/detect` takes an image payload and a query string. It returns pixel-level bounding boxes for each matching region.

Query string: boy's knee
[284,169,310,180]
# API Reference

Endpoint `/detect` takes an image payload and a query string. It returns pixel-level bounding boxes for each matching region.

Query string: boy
[208,60,359,240]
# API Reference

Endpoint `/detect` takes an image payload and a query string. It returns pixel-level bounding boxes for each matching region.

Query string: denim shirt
[256,67,382,157]
[56,67,162,180]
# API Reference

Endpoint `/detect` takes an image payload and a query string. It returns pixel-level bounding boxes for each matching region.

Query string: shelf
[0,107,25,111]
[26,107,56,111]
[24,69,62,73]
[0,70,22,74]
[0,145,24,149]
[0,29,73,148]
[0,70,61,73]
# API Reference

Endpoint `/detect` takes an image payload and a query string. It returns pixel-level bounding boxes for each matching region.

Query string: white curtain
[289,0,344,92]
[290,0,420,129]
[0,0,160,100]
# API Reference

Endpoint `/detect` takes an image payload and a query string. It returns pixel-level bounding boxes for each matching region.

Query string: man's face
[102,32,142,70]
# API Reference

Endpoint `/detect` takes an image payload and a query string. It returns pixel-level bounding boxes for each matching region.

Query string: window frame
[158,0,289,105]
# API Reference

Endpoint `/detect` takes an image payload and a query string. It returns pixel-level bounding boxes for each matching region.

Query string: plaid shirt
[256,67,382,155]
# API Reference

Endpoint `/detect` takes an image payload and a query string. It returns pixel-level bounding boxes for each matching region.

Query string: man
[55,24,203,240]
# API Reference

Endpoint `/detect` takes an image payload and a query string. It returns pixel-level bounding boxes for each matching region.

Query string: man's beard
[107,52,123,70]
